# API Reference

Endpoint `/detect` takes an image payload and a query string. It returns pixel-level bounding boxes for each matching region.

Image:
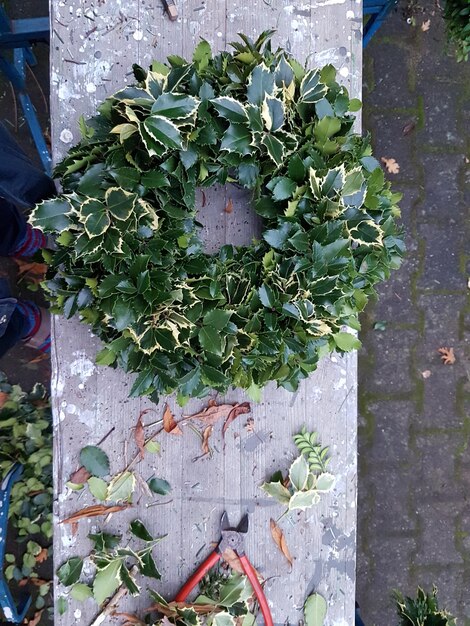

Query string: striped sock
[15,300,41,339]
[11,224,47,257]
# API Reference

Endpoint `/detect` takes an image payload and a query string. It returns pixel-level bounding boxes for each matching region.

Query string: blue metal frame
[363,0,398,47]
[0,463,32,623]
[0,7,51,174]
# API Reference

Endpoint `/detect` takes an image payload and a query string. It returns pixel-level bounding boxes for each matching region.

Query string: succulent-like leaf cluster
[443,0,470,62]
[31,31,404,404]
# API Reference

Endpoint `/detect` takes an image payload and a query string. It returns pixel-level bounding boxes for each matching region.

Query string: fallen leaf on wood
[69,466,91,485]
[402,120,416,136]
[201,190,207,208]
[35,547,49,564]
[27,610,43,626]
[437,347,456,364]
[270,518,293,568]
[201,425,213,455]
[111,612,146,625]
[0,391,8,408]
[221,548,263,580]
[381,157,400,174]
[222,402,251,438]
[163,404,183,435]
[186,403,237,425]
[60,503,131,524]
[421,19,431,31]
[225,198,233,213]
[134,413,145,460]
[421,370,432,379]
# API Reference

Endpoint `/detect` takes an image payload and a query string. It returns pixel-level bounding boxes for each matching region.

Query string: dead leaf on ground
[421,19,431,31]
[381,157,400,174]
[28,352,49,364]
[402,120,416,136]
[112,612,146,625]
[35,548,48,564]
[201,190,207,208]
[270,519,293,568]
[69,466,91,485]
[0,391,9,408]
[163,404,182,435]
[134,413,146,460]
[201,425,213,455]
[438,347,456,365]
[225,198,233,213]
[60,503,131,524]
[14,259,47,278]
[185,402,246,426]
[222,402,251,438]
[27,610,43,626]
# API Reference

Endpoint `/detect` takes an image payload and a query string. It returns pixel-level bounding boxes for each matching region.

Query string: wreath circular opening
[31,32,405,403]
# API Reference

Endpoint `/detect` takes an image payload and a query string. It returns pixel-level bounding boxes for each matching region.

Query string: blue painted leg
[0,463,32,623]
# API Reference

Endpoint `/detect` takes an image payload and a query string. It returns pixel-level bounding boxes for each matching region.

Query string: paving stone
[414,502,463,565]
[418,153,468,224]
[417,86,467,148]
[412,432,463,501]
[416,222,466,292]
[367,42,417,109]
[360,400,412,465]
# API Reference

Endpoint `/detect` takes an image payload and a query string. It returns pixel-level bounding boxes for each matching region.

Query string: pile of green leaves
[443,0,470,62]
[31,31,404,404]
[262,428,334,511]
[57,519,163,611]
[394,586,456,626]
[0,373,52,593]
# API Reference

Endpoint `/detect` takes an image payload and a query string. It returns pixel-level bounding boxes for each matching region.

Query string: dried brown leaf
[270,518,293,568]
[111,612,146,625]
[69,466,91,485]
[437,347,456,365]
[202,425,213,455]
[225,198,233,213]
[163,403,182,435]
[421,19,431,31]
[185,403,235,425]
[201,190,207,208]
[221,548,263,581]
[381,157,400,174]
[0,391,9,408]
[14,259,47,278]
[60,503,131,524]
[222,402,251,438]
[28,352,49,364]
[134,413,145,460]
[19,578,50,588]
[35,547,48,564]
[402,120,416,136]
[27,610,43,626]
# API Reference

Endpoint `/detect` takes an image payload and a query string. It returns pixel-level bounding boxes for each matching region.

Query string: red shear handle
[239,555,274,626]
[175,551,220,602]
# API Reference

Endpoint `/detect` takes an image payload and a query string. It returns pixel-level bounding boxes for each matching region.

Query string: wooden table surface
[50,1,361,624]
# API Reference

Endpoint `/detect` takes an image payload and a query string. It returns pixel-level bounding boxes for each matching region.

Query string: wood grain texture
[50,1,361,623]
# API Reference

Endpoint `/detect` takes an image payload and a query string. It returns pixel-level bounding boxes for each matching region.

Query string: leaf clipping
[60,503,130,524]
[270,518,293,568]
[163,403,182,435]
[437,347,456,364]
[134,412,146,460]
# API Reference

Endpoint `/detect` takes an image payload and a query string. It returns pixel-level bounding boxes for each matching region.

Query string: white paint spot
[76,408,96,426]
[59,410,66,421]
[133,30,143,41]
[86,83,97,93]
[291,19,299,29]
[284,4,294,13]
[60,129,73,144]
[339,66,349,77]
[217,31,223,38]
[67,404,77,415]
[346,9,354,19]
[74,609,82,619]
[61,400,67,408]
[70,352,96,382]
[78,383,84,390]
[314,0,345,5]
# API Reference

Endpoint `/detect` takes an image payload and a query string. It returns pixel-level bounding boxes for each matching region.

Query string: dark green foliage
[394,586,457,626]
[443,0,470,62]
[31,32,404,404]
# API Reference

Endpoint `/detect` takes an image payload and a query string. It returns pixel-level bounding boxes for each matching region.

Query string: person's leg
[0,197,50,257]
[0,301,51,359]
[0,123,56,209]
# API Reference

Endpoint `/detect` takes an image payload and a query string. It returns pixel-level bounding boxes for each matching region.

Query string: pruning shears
[175,511,274,626]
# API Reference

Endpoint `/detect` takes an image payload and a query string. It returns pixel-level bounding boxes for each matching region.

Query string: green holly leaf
[139,550,161,579]
[57,557,83,587]
[79,446,110,478]
[314,117,342,144]
[333,332,361,352]
[57,597,68,615]
[151,92,200,119]
[105,188,137,221]
[203,309,232,330]
[193,39,212,70]
[106,471,135,502]
[29,197,73,233]
[261,134,285,165]
[261,481,291,505]
[289,455,309,491]
[300,69,327,103]
[258,284,276,308]
[247,65,275,105]
[93,559,122,605]
[88,532,122,551]
[147,477,171,495]
[198,326,224,356]
[84,203,110,238]
[238,162,259,188]
[120,564,140,595]
[271,177,296,201]
[288,154,306,183]
[288,490,320,510]
[220,123,253,156]
[130,519,154,541]
[261,95,285,131]
[315,472,335,492]
[144,115,183,150]
[211,97,248,123]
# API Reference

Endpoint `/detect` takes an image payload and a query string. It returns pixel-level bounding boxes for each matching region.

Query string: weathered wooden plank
[50,1,361,624]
